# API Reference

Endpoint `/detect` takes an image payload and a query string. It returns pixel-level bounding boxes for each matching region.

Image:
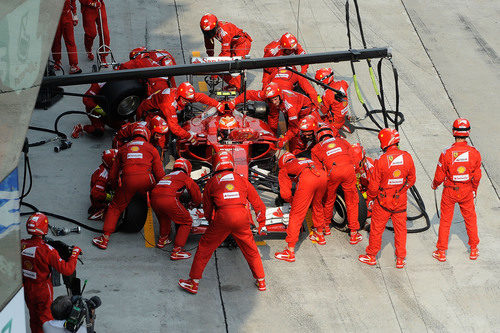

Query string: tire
[330,188,367,232]
[100,80,146,120]
[92,64,98,72]
[117,193,148,233]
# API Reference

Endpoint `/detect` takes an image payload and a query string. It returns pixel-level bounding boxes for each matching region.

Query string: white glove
[473,191,476,199]
[367,200,374,211]
[188,132,197,144]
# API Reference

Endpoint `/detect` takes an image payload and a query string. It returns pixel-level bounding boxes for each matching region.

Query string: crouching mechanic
[275,152,327,262]
[179,152,267,294]
[150,158,202,259]
[311,125,362,243]
[92,127,165,249]
[21,213,82,333]
[88,148,117,220]
[431,118,481,262]
[359,128,415,268]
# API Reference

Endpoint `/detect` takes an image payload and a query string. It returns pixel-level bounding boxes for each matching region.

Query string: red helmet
[378,128,400,150]
[278,152,295,169]
[299,115,317,132]
[351,143,366,166]
[214,151,234,172]
[200,13,218,31]
[280,33,298,51]
[452,118,470,137]
[149,116,168,134]
[129,47,147,60]
[218,116,238,140]
[315,124,336,142]
[264,82,282,100]
[26,212,49,236]
[177,82,196,101]
[132,126,150,142]
[315,68,334,85]
[102,149,118,168]
[173,157,192,174]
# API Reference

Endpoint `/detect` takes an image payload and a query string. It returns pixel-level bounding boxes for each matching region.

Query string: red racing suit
[116,57,174,95]
[79,0,110,58]
[320,80,349,131]
[366,146,416,259]
[355,156,375,193]
[136,88,220,140]
[52,0,79,66]
[279,158,327,247]
[82,82,107,134]
[21,237,78,333]
[150,170,202,247]
[147,49,177,90]
[262,39,307,86]
[432,141,481,250]
[113,119,166,150]
[102,137,165,235]
[311,136,359,231]
[189,170,266,280]
[90,163,112,211]
[268,67,318,105]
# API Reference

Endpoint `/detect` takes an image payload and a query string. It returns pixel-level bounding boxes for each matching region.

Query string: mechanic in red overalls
[79,0,110,64]
[51,0,82,74]
[150,158,201,258]
[88,148,117,220]
[291,114,317,157]
[311,125,362,243]
[262,32,308,86]
[178,152,267,294]
[200,13,252,90]
[72,82,107,137]
[92,126,165,249]
[135,82,221,143]
[431,118,482,261]
[21,213,82,333]
[268,66,319,105]
[351,143,375,218]
[275,152,327,262]
[358,128,416,268]
[315,68,350,132]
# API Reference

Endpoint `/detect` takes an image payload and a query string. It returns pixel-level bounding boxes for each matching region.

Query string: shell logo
[225,184,234,191]
[328,143,336,149]
[23,260,33,270]
[393,169,401,177]
[130,146,139,152]
[457,166,466,174]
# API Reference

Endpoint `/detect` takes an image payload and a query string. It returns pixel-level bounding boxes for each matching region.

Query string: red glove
[71,246,82,257]
[431,183,438,190]
[473,190,476,199]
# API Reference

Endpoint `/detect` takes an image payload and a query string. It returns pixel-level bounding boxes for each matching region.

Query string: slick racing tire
[117,193,148,233]
[100,80,146,120]
[330,188,367,232]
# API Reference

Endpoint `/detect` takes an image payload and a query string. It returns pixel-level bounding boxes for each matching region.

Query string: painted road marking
[144,207,155,248]
[198,81,208,92]
[256,241,267,246]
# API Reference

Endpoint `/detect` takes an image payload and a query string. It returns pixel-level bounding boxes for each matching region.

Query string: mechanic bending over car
[92,126,165,249]
[178,152,267,294]
[88,148,117,221]
[311,124,363,244]
[265,66,319,106]
[291,114,318,157]
[358,128,416,269]
[431,118,482,262]
[275,152,327,262]
[150,158,202,259]
[200,13,253,91]
[135,82,222,144]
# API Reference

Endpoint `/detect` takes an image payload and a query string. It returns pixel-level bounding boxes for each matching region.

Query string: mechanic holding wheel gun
[358,128,416,268]
[150,158,202,259]
[431,118,482,262]
[21,213,82,333]
[178,152,267,294]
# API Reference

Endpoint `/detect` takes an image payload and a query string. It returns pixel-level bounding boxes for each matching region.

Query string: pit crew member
[315,68,350,132]
[267,66,319,105]
[88,148,117,220]
[51,0,82,74]
[78,0,110,64]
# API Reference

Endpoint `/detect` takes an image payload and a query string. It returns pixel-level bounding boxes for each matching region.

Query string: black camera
[65,295,102,333]
[54,139,73,152]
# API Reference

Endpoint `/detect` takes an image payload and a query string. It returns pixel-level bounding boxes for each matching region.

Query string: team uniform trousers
[80,1,110,56]
[150,195,192,247]
[52,9,78,66]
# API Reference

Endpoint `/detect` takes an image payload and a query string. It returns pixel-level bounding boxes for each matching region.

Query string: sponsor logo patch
[225,184,235,191]
[389,154,404,167]
[326,147,342,156]
[328,143,336,149]
[453,174,469,182]
[130,146,140,152]
[457,166,466,174]
[393,169,401,177]
[158,180,172,185]
[127,153,143,159]
[388,178,404,185]
[220,173,235,182]
[453,152,469,163]
[223,191,240,199]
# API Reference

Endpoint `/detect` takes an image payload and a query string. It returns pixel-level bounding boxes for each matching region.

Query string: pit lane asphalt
[22,0,499,331]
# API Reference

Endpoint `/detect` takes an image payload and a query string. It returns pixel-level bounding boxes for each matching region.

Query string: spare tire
[117,193,148,233]
[100,80,146,121]
[330,188,367,232]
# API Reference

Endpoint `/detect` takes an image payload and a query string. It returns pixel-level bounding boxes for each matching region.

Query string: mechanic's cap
[452,118,470,137]
[200,13,218,31]
[315,68,334,85]
[178,82,196,101]
[173,157,192,175]
[26,212,49,236]
[102,149,118,168]
[280,32,298,50]
[264,82,282,99]
[132,126,151,142]
[278,152,296,169]
[214,151,234,172]
[378,128,400,150]
[129,47,147,60]
[299,115,317,132]
[315,123,336,142]
[150,116,169,134]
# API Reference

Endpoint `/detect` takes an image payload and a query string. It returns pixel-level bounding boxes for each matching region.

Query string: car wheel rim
[331,196,347,228]
[117,95,141,117]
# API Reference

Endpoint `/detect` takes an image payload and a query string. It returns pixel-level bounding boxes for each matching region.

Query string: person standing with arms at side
[431,118,481,261]
[51,0,82,74]
[358,128,415,268]
[79,0,110,64]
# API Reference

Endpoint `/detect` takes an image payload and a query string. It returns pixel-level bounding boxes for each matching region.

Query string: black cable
[54,110,88,135]
[28,125,67,139]
[384,186,431,233]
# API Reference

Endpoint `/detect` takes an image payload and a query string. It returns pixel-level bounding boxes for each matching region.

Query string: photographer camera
[20,213,82,333]
[43,294,101,333]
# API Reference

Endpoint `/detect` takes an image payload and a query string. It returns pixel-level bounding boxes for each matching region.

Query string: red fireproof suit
[320,80,349,131]
[136,88,220,140]
[90,163,111,211]
[311,136,360,231]
[189,170,266,280]
[116,57,175,96]
[355,156,375,193]
[52,0,79,66]
[79,0,110,57]
[262,39,307,86]
[102,137,165,235]
[268,67,318,105]
[82,82,106,134]
[432,141,481,250]
[150,170,202,248]
[279,158,327,247]
[147,49,177,89]
[366,146,416,258]
[21,237,78,333]
[113,119,166,150]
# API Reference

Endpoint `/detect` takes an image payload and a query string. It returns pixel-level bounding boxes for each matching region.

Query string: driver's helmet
[218,116,238,141]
